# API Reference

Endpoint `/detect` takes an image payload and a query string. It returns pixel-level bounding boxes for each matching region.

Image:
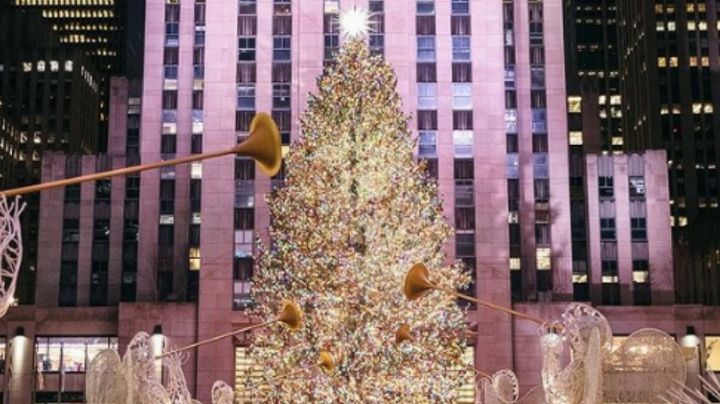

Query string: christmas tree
[248,33,473,402]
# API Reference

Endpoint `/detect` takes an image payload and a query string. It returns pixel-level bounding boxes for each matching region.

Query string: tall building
[0,7,101,306]
[7,0,147,149]
[0,112,22,190]
[0,1,716,402]
[615,0,720,304]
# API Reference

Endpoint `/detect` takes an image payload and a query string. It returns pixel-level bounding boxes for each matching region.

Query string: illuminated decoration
[664,372,720,403]
[249,39,471,402]
[0,196,24,319]
[338,6,373,39]
[539,303,686,404]
[87,301,300,403]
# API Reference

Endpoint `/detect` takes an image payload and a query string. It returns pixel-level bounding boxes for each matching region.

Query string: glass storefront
[35,336,117,373]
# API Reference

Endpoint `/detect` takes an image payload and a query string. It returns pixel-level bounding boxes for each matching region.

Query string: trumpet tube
[0,112,281,197]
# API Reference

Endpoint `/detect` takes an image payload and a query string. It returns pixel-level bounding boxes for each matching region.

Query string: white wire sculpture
[537,303,686,404]
[477,369,520,404]
[0,196,25,319]
[86,331,226,404]
[663,371,720,403]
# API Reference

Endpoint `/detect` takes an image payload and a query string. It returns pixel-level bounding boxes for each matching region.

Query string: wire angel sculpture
[476,369,549,404]
[539,303,686,404]
[663,371,720,403]
[0,196,25,319]
[86,331,228,404]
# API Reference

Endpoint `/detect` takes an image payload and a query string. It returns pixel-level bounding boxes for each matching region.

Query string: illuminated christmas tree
[248,13,473,402]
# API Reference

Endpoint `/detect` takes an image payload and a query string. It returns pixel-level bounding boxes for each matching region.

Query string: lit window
[452,130,473,157]
[678,216,688,227]
[22,62,32,72]
[705,104,714,114]
[452,36,471,61]
[417,36,436,62]
[418,131,436,157]
[611,136,623,146]
[50,60,59,72]
[688,21,696,30]
[236,85,255,110]
[610,95,621,105]
[693,103,703,114]
[669,57,678,67]
[598,95,607,105]
[65,60,73,72]
[37,61,46,72]
[569,131,583,145]
[572,274,588,283]
[273,36,291,61]
[510,257,521,270]
[159,214,175,225]
[536,248,551,270]
[417,83,437,110]
[191,162,202,179]
[706,336,720,371]
[602,275,619,283]
[567,96,582,113]
[324,0,339,13]
[656,21,665,31]
[657,57,666,67]
[452,84,472,110]
[189,248,201,270]
[632,271,649,283]
[667,21,676,31]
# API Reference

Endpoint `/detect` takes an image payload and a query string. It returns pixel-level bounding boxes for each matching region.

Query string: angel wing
[86,349,128,404]
[211,380,235,404]
[0,196,25,319]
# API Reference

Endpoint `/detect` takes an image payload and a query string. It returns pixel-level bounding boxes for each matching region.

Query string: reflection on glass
[35,337,118,373]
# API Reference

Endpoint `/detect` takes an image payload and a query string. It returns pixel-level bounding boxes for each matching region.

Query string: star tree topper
[338,6,373,40]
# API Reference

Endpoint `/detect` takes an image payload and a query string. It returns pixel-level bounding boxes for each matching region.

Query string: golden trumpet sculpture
[0,112,282,197]
[404,263,547,326]
[269,351,338,382]
[158,300,301,359]
[394,323,490,378]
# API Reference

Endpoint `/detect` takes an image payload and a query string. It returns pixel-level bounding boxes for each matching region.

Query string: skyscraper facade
[1,1,717,403]
[615,0,720,304]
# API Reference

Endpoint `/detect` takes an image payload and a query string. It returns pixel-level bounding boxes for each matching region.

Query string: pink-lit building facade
[1,0,719,402]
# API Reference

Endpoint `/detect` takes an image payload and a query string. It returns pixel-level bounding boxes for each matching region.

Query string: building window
[536,247,551,270]
[631,218,647,241]
[417,36,436,62]
[36,337,118,373]
[417,83,437,110]
[59,261,78,306]
[417,0,434,14]
[272,84,290,109]
[237,85,256,110]
[600,218,616,240]
[239,0,256,14]
[273,36,291,61]
[238,37,256,61]
[629,176,645,197]
[233,257,253,309]
[451,0,469,14]
[453,130,473,157]
[452,36,470,61]
[599,176,614,197]
[452,84,472,110]
[418,131,437,157]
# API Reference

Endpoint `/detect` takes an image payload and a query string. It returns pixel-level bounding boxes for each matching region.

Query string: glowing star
[338,6,373,39]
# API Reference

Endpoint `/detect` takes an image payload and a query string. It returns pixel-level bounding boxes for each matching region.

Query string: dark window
[191,134,203,154]
[631,218,647,240]
[162,91,178,109]
[453,159,474,180]
[600,218,616,240]
[235,159,255,180]
[273,84,291,109]
[161,135,177,154]
[62,219,80,242]
[273,36,291,61]
[453,111,473,130]
[59,261,77,306]
[455,207,475,229]
[158,224,174,245]
[235,208,254,229]
[599,176,614,197]
[417,63,437,82]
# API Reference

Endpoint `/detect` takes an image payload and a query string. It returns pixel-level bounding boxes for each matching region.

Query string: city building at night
[0,0,719,403]
[616,0,720,305]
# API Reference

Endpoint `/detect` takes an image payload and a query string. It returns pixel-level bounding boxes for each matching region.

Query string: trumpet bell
[395,323,414,344]
[404,263,436,300]
[276,300,302,330]
[318,351,336,373]
[235,112,282,176]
